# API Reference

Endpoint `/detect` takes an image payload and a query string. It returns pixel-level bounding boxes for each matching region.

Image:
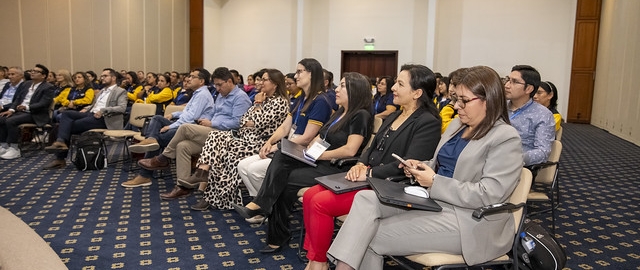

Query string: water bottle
[520,232,536,254]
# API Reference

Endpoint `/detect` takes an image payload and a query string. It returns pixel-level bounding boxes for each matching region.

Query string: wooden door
[341,51,398,80]
[567,0,601,123]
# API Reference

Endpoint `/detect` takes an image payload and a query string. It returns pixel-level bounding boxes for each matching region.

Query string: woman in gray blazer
[328,66,524,270]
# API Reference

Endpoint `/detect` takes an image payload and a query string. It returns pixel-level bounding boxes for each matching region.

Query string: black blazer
[358,107,442,178]
[10,81,56,126]
[1,81,27,111]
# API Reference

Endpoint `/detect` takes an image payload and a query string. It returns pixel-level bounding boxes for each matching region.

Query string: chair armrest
[332,157,359,167]
[526,161,558,172]
[472,202,525,219]
[135,114,155,120]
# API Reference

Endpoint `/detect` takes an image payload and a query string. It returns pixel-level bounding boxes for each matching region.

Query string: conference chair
[390,168,532,270]
[102,103,156,167]
[527,140,562,234]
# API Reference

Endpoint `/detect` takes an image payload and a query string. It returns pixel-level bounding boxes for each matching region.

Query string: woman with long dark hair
[233,72,374,253]
[302,64,442,270]
[534,81,562,131]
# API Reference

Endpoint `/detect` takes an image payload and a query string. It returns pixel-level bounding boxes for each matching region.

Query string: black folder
[315,172,369,194]
[367,177,442,211]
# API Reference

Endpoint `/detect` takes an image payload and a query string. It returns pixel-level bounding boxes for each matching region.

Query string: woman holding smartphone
[301,64,441,270]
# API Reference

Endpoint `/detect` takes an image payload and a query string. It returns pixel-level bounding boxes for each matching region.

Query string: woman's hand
[259,142,277,159]
[345,163,368,182]
[254,92,266,103]
[400,159,436,188]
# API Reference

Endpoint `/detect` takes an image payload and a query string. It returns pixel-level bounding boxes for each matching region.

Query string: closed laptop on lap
[280,138,318,167]
[367,177,442,212]
[315,172,369,194]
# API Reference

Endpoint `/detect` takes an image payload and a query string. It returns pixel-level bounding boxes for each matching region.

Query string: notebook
[367,177,442,211]
[315,172,370,194]
[280,138,318,167]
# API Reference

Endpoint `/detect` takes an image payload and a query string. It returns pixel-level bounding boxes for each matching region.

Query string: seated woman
[372,76,397,119]
[232,72,374,253]
[285,72,303,110]
[51,69,74,110]
[440,68,467,133]
[302,64,442,270]
[123,71,143,109]
[534,80,562,131]
[328,66,524,270]
[159,69,291,210]
[53,71,95,122]
[144,73,174,115]
[236,58,333,222]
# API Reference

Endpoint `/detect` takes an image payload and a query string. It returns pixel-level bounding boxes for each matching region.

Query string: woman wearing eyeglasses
[328,66,524,270]
[301,64,441,270]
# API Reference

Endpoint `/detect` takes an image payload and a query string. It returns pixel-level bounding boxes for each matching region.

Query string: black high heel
[259,237,290,254]
[231,202,265,219]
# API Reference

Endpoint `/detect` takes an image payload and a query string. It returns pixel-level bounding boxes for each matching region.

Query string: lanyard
[323,116,342,140]
[293,99,304,126]
[375,98,381,112]
[509,100,533,120]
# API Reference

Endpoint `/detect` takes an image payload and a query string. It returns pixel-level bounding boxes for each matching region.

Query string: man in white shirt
[43,68,127,169]
[0,64,55,159]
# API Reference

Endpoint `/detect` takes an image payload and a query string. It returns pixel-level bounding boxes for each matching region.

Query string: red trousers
[302,184,369,262]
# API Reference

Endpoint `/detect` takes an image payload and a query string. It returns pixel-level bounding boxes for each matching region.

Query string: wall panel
[0,1,23,67]
[111,0,129,71]
[70,0,94,71]
[128,0,145,72]
[47,0,72,71]
[21,0,49,68]
[173,0,188,72]
[91,0,110,70]
[144,0,159,72]
[158,0,173,72]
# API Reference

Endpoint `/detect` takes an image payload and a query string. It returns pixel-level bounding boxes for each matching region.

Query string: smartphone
[392,153,425,171]
[392,153,412,167]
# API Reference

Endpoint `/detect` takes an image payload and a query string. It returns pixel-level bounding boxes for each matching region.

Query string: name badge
[288,124,298,139]
[303,139,330,161]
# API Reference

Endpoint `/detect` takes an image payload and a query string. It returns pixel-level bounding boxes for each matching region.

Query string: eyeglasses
[28,69,43,74]
[213,81,226,88]
[503,76,526,86]
[375,128,391,151]
[100,74,111,78]
[295,69,307,75]
[262,77,271,83]
[451,94,481,109]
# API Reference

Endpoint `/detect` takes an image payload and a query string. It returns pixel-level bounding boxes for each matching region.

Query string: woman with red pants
[302,64,442,270]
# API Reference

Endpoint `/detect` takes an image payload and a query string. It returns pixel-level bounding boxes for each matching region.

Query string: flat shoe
[231,202,265,219]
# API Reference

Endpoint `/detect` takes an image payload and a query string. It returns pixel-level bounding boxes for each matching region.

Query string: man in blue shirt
[0,67,26,112]
[123,68,216,187]
[504,65,555,166]
[129,67,251,193]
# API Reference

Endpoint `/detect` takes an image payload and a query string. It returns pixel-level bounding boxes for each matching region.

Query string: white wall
[435,0,577,118]
[591,0,640,145]
[203,0,576,118]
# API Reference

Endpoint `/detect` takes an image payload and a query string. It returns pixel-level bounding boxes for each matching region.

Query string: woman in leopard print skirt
[189,69,290,210]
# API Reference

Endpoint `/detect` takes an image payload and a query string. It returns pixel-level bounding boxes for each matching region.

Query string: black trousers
[0,112,34,143]
[253,150,346,246]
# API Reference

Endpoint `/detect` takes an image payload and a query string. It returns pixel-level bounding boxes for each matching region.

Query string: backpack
[72,132,107,171]
[517,219,567,270]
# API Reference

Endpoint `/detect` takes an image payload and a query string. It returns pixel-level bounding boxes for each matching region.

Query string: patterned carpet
[0,123,639,269]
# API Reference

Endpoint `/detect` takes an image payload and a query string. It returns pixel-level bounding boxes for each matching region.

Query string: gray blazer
[84,86,127,129]
[427,118,523,265]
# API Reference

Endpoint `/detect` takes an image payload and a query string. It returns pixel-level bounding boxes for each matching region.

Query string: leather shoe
[160,185,192,200]
[190,199,210,211]
[44,141,68,153]
[231,202,265,219]
[177,168,208,188]
[138,156,170,171]
[259,238,290,254]
[43,159,66,170]
[128,138,160,153]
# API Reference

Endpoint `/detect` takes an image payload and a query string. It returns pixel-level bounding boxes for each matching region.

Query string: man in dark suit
[1,67,28,112]
[43,68,127,169]
[0,64,55,159]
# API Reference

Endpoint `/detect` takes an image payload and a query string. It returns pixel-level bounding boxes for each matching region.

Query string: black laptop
[315,172,370,194]
[367,177,442,211]
[280,139,317,167]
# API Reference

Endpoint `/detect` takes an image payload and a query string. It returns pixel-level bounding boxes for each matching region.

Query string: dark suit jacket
[10,81,55,126]
[359,107,441,178]
[1,81,27,111]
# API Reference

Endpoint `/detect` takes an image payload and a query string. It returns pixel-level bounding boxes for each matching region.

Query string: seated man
[121,68,216,187]
[1,66,27,112]
[504,65,555,166]
[0,64,55,160]
[125,67,252,193]
[43,68,127,169]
